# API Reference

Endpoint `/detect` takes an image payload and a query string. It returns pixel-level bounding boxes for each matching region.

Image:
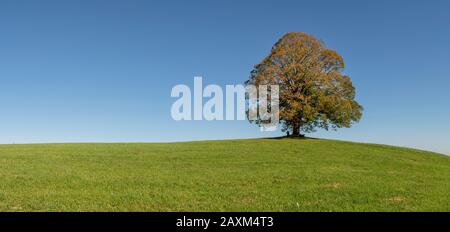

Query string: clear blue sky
[1,0,449,154]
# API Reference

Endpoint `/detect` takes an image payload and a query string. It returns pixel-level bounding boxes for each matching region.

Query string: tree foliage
[246,32,363,136]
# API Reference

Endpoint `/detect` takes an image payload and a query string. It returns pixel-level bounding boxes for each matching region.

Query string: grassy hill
[0,138,448,211]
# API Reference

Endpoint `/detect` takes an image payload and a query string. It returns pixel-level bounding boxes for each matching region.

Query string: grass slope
[0,138,448,211]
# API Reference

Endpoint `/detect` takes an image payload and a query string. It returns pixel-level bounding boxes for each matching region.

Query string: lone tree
[246,32,363,137]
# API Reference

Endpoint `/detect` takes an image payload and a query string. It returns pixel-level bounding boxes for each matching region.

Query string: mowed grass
[0,138,449,212]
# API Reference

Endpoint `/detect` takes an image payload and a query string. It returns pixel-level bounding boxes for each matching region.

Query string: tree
[246,32,362,137]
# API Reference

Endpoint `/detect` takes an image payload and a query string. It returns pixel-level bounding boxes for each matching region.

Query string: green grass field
[0,138,448,211]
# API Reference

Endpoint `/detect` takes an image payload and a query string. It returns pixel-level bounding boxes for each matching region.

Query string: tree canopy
[246,32,363,136]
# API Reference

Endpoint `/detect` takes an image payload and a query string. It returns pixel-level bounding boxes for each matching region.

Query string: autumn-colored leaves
[246,32,362,136]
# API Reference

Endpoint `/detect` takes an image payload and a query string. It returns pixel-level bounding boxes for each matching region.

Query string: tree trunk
[292,123,304,137]
[292,126,299,136]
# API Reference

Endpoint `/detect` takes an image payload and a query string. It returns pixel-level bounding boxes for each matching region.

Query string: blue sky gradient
[1,0,449,154]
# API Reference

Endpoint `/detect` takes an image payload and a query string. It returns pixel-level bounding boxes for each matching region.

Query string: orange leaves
[247,32,363,133]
